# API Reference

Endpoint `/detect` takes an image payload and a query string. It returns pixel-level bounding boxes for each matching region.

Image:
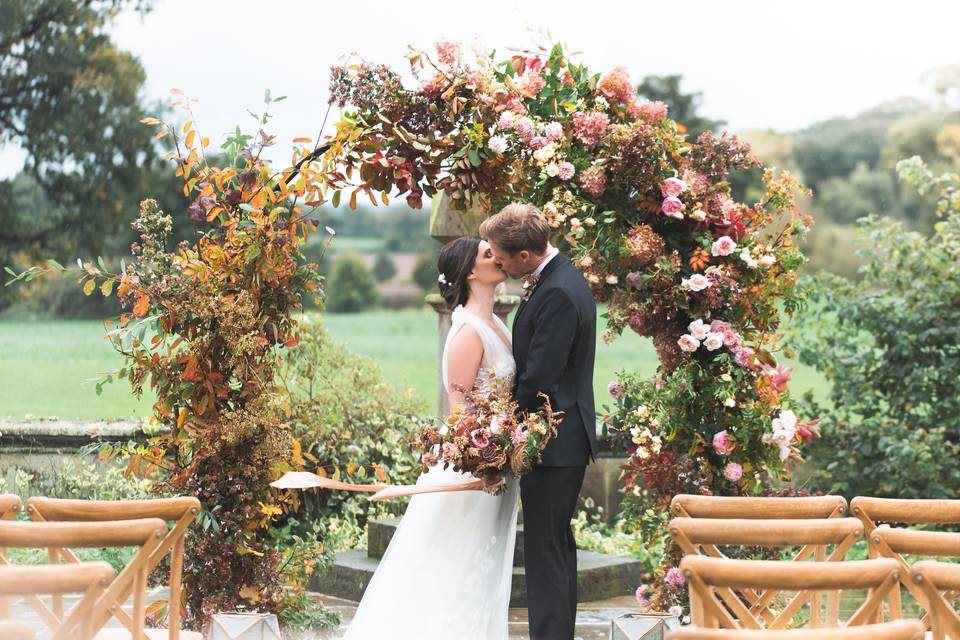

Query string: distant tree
[635,75,724,140]
[412,244,441,292]
[817,163,899,225]
[326,253,379,313]
[372,250,397,282]
[0,0,158,310]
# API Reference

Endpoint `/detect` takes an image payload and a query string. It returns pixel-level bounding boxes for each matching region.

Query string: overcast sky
[2,0,958,177]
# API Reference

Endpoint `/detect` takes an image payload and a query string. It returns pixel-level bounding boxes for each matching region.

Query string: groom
[480,203,598,640]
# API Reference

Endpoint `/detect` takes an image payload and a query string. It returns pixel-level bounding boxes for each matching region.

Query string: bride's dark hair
[437,236,481,309]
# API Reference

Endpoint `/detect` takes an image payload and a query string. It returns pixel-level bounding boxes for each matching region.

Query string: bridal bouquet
[413,374,561,495]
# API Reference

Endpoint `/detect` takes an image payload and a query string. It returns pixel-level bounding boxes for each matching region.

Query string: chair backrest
[0,518,166,640]
[910,560,960,640]
[0,494,23,618]
[853,497,960,625]
[667,619,925,639]
[670,517,865,627]
[681,556,901,630]
[0,562,115,640]
[26,496,200,639]
[671,495,848,520]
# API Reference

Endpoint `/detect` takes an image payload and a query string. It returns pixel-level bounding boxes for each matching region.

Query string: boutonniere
[521,273,540,302]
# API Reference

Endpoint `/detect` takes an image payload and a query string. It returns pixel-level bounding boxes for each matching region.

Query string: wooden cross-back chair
[0,519,166,640]
[852,496,960,625]
[0,562,116,640]
[681,556,901,631]
[667,619,925,640]
[26,497,201,640]
[910,560,960,640]
[670,517,865,627]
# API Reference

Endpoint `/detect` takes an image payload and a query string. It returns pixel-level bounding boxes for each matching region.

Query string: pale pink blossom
[724,462,743,482]
[435,39,461,67]
[635,100,669,122]
[669,605,683,618]
[665,567,686,587]
[711,236,737,257]
[578,165,606,197]
[687,319,709,340]
[734,347,756,368]
[488,135,507,154]
[635,584,651,607]
[470,429,491,449]
[661,177,687,198]
[682,274,711,292]
[703,332,724,351]
[677,334,700,353]
[544,121,564,141]
[511,427,528,446]
[557,162,575,180]
[441,442,460,459]
[572,111,609,146]
[661,197,684,216]
[713,430,733,455]
[608,381,623,399]
[421,452,438,466]
[498,111,516,130]
[514,117,535,143]
[762,364,793,394]
[528,135,548,150]
[517,71,546,97]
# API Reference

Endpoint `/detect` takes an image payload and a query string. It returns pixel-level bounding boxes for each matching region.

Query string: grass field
[0,311,830,420]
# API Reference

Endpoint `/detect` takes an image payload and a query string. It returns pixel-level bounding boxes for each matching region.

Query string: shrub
[372,250,397,282]
[326,253,379,312]
[793,156,960,498]
[283,317,426,537]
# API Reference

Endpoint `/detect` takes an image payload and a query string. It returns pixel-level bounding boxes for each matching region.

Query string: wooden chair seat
[667,619,925,639]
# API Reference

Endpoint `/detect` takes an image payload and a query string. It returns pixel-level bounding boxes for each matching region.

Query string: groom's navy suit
[512,252,597,640]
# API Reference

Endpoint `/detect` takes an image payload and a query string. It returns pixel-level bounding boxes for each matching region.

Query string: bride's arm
[445,324,484,413]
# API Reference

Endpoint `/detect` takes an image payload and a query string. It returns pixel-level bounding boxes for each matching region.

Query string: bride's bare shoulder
[447,322,483,354]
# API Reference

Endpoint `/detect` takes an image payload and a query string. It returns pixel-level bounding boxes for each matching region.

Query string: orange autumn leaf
[132,292,149,317]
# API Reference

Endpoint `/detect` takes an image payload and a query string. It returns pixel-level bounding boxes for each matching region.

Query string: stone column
[426,292,521,417]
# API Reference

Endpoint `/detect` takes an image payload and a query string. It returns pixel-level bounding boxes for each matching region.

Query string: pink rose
[713,430,733,455]
[557,162,575,180]
[421,452,439,466]
[470,429,490,449]
[441,442,460,460]
[687,319,709,340]
[661,196,684,216]
[734,347,756,368]
[660,177,687,198]
[665,566,685,587]
[511,427,528,445]
[608,381,623,399]
[677,334,700,353]
[724,462,743,482]
[702,332,724,351]
[711,235,737,257]
[682,274,711,292]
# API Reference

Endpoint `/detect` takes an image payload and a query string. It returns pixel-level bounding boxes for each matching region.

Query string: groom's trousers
[520,465,586,640]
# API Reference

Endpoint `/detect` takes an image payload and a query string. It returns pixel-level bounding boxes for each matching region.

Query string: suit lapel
[512,254,567,328]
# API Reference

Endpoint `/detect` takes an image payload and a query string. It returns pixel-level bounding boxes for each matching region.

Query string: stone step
[311,548,643,608]
[368,518,530,566]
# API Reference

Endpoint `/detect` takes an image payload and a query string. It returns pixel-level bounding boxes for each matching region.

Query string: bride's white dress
[343,306,519,640]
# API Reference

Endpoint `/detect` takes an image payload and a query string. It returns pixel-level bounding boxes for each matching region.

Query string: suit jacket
[512,253,598,466]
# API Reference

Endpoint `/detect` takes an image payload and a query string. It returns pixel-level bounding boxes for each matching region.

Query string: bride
[343,236,520,640]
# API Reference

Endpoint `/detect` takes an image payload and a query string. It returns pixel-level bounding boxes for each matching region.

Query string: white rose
[759,255,776,267]
[605,274,618,284]
[682,274,711,292]
[580,256,593,267]
[583,217,596,227]
[703,332,724,351]
[545,163,560,177]
[690,208,707,222]
[724,398,736,408]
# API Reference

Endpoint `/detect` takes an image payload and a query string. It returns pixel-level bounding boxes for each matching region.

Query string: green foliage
[283,318,424,535]
[326,252,379,312]
[793,156,960,498]
[412,253,439,291]
[372,250,397,282]
[817,163,898,225]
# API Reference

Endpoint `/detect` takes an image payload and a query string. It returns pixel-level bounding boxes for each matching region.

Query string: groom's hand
[516,288,578,412]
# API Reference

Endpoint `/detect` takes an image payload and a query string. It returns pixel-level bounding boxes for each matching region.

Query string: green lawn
[0,311,830,420]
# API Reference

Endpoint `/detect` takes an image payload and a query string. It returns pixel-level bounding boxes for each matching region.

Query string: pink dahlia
[724,462,743,482]
[528,135,548,150]
[635,584,651,607]
[441,442,460,460]
[557,162,575,180]
[734,346,756,369]
[511,427,528,446]
[713,430,733,455]
[421,452,439,466]
[608,381,623,399]
[514,117,535,143]
[498,111,516,130]
[572,111,609,147]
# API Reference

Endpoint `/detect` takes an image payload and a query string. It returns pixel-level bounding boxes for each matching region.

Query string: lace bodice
[441,306,516,396]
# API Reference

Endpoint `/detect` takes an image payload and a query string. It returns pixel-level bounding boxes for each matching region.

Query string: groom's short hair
[479,203,550,255]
